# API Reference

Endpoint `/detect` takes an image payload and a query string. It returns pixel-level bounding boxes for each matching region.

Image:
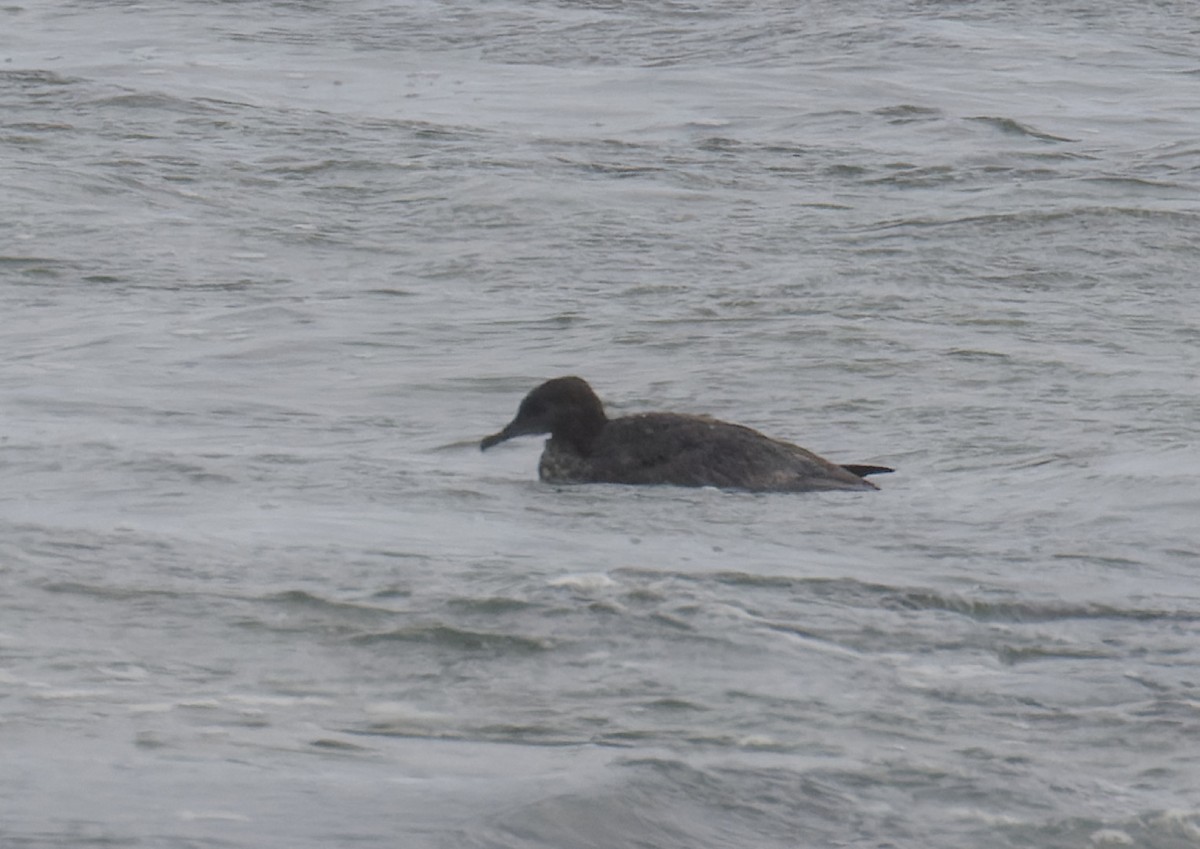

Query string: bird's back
[539,413,876,492]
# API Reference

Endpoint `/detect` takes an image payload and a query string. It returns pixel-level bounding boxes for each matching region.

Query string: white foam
[548,572,618,591]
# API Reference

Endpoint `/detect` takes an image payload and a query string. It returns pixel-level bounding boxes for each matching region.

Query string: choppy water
[3,1,1200,847]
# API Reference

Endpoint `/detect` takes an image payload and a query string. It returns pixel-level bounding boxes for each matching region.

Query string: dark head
[480,376,609,455]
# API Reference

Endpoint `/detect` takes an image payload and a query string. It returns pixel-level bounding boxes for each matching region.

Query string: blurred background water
[2,1,1200,847]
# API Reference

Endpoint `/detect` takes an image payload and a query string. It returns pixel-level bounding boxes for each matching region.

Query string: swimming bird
[480,376,892,492]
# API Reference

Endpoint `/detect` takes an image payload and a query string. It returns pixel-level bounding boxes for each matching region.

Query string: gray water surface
[3,1,1200,847]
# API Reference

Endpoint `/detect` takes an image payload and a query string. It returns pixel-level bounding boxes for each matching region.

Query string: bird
[480,376,892,492]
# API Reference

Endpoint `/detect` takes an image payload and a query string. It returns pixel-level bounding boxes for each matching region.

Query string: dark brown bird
[481,377,892,492]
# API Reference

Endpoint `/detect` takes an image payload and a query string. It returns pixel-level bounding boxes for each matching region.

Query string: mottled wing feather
[561,414,875,492]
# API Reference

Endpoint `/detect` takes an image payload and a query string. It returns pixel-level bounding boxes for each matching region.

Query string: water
[3,1,1200,846]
